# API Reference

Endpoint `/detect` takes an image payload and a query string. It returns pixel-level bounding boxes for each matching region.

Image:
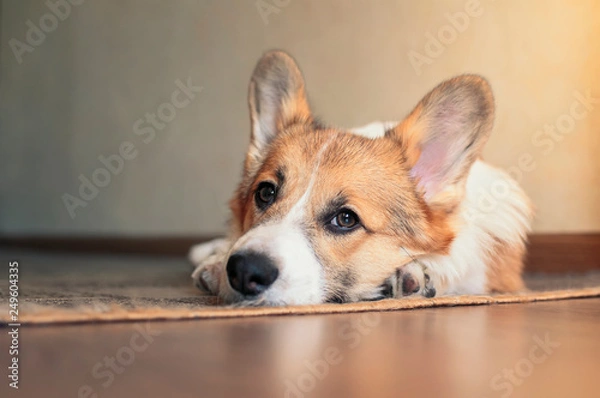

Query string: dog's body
[190,51,533,306]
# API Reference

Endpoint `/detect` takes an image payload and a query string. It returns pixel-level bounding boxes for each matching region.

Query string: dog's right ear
[247,51,312,155]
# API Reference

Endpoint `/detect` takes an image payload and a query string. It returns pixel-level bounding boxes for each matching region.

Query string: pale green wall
[1,0,599,235]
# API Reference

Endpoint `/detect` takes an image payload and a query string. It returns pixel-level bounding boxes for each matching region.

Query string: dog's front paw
[380,261,436,299]
[189,238,230,295]
[191,260,223,295]
[188,238,229,266]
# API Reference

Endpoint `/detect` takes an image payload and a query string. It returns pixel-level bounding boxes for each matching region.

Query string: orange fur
[486,238,526,292]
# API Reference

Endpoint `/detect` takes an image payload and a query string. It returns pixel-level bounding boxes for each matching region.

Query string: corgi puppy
[189,51,533,306]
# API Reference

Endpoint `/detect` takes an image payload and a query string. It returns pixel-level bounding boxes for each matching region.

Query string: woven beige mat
[1,249,599,325]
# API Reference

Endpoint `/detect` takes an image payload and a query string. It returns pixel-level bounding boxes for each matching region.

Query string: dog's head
[219,51,494,305]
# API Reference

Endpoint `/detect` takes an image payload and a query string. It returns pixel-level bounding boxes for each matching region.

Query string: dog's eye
[255,182,277,209]
[328,209,360,232]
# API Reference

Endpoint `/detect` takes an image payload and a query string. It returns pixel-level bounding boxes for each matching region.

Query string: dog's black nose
[226,252,279,296]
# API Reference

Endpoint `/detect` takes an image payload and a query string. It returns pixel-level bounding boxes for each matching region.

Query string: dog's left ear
[387,75,494,213]
[248,50,313,153]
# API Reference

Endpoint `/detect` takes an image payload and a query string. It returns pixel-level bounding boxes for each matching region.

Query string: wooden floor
[5,298,600,398]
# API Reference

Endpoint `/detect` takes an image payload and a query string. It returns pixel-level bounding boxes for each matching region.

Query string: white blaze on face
[222,138,334,305]
[226,218,324,305]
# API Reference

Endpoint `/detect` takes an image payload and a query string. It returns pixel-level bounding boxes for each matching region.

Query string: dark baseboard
[1,233,598,273]
[525,234,600,273]
[0,235,217,257]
